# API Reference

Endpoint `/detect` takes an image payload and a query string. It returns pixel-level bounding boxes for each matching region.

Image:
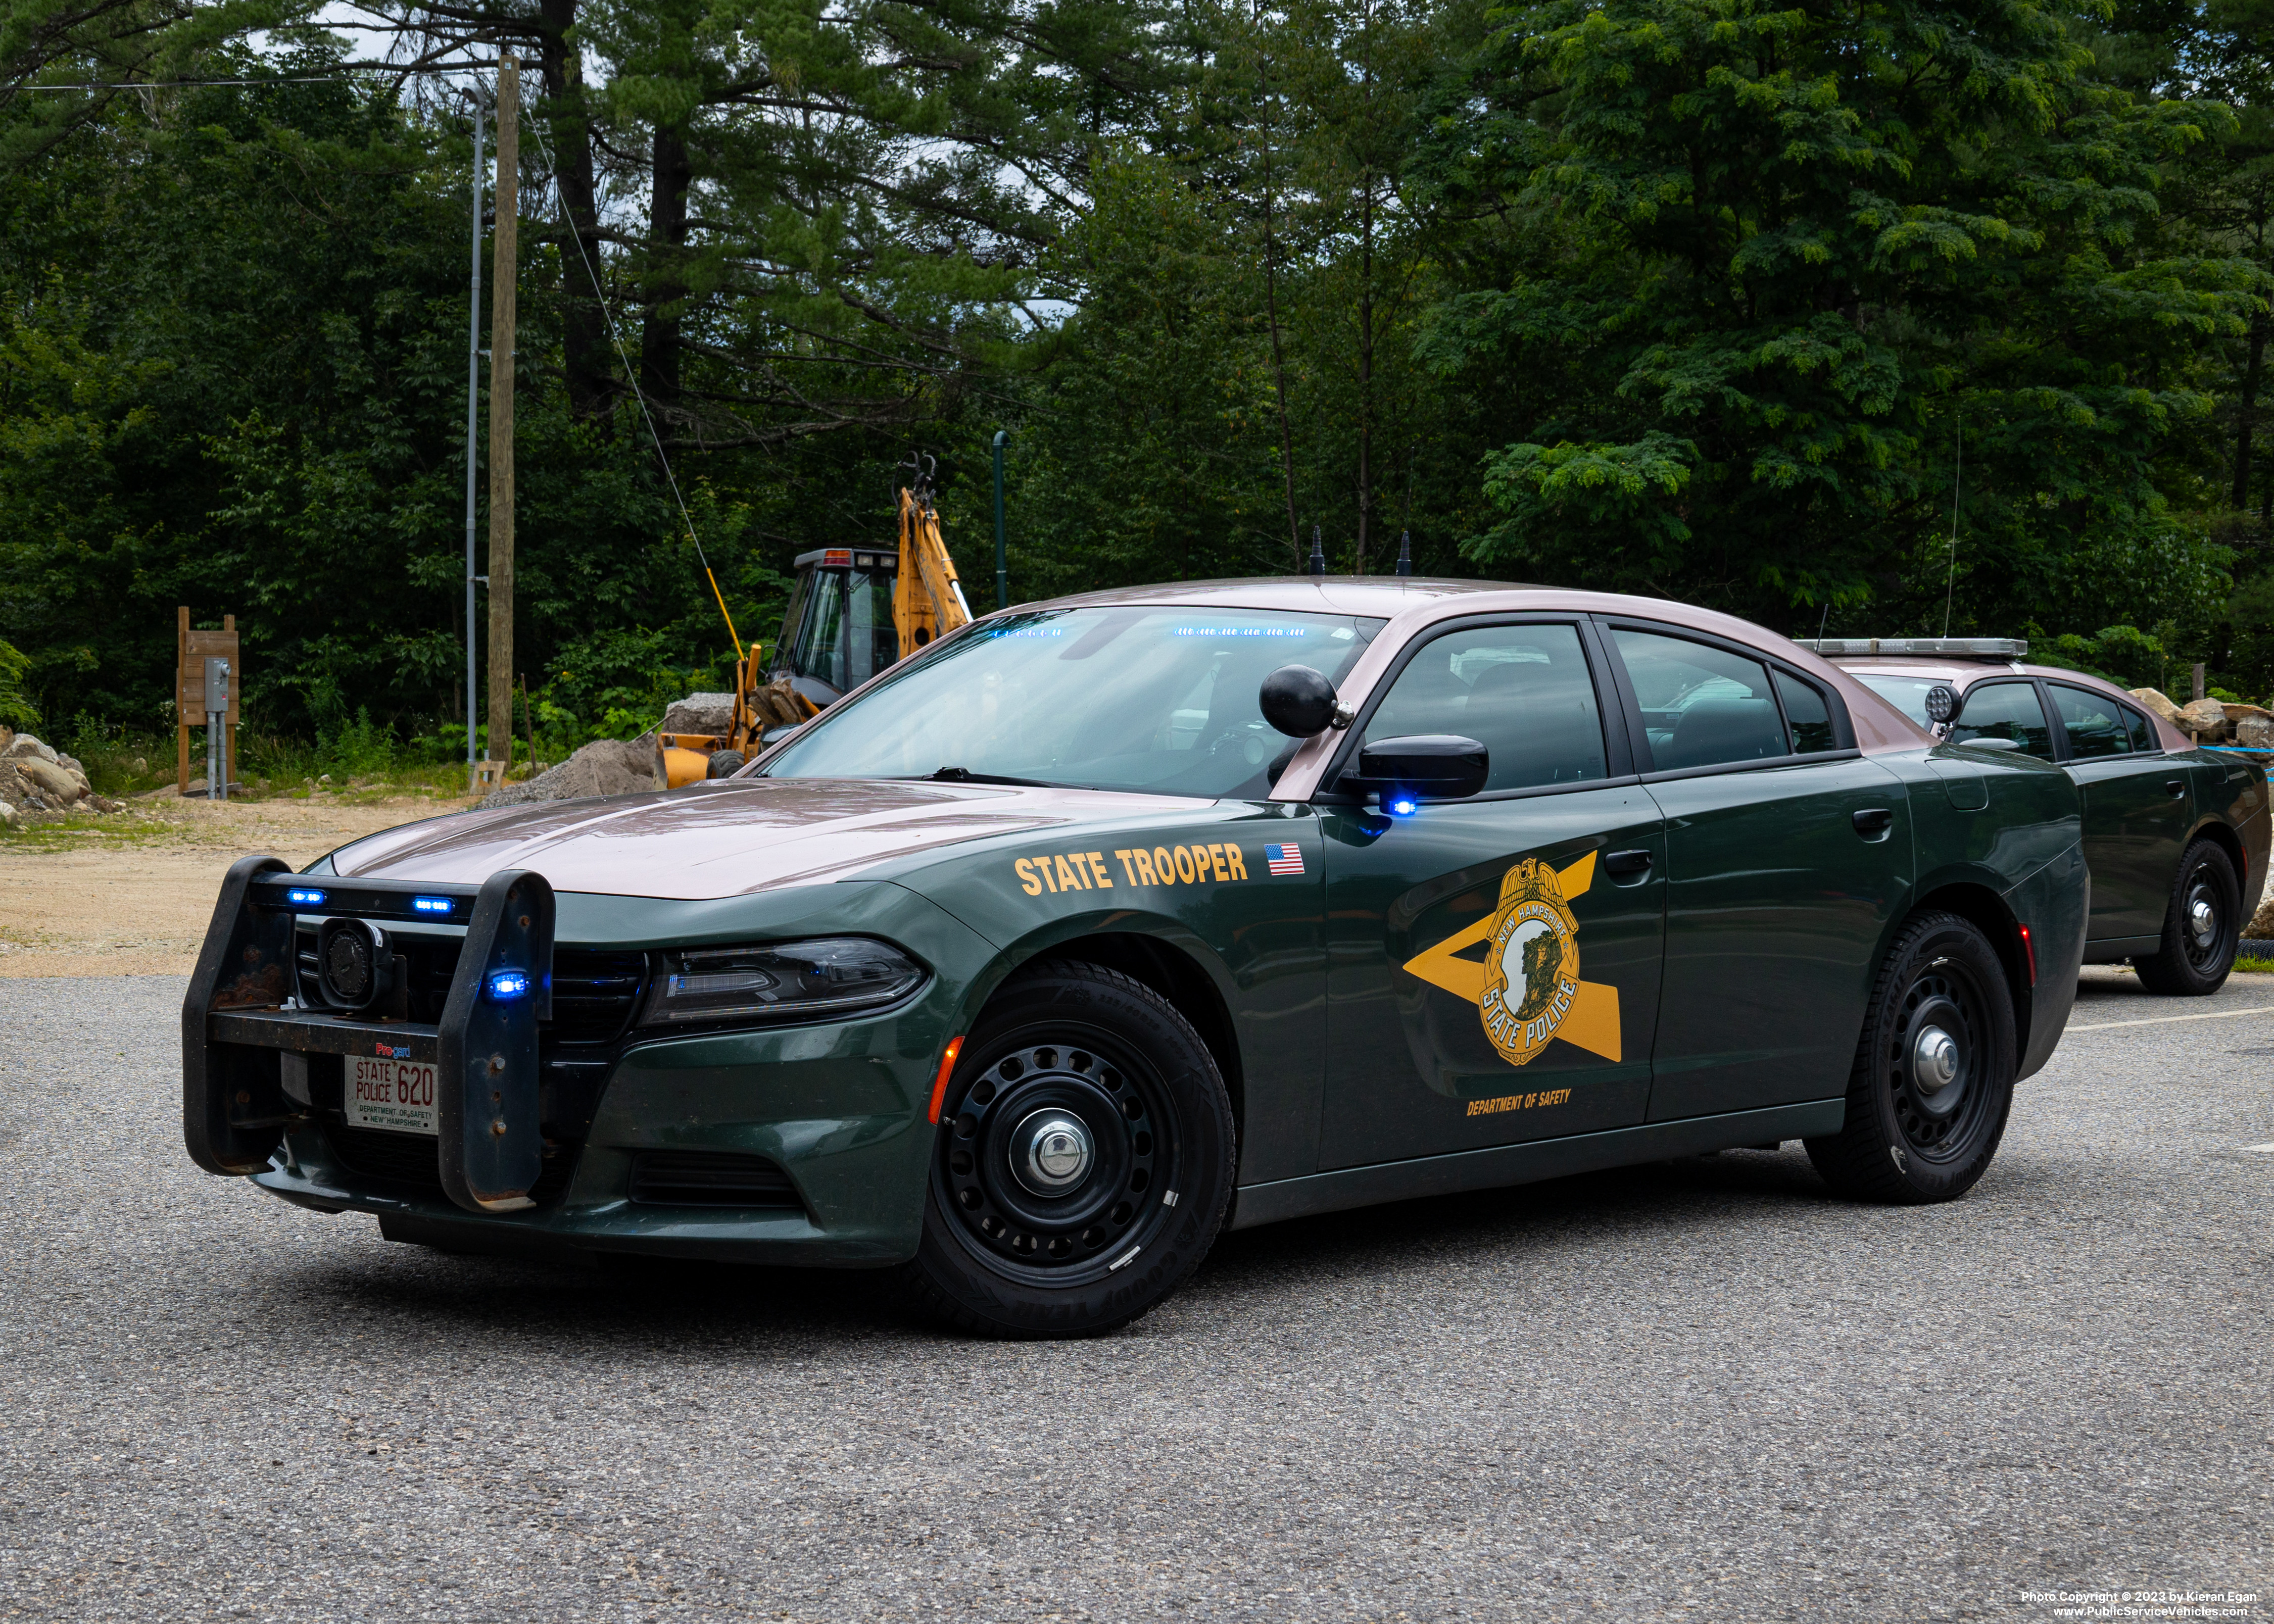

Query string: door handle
[1603,849,1653,875]
[2166,780,2186,799]
[1853,808,1894,838]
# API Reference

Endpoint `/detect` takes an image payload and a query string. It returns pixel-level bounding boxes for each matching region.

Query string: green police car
[185,580,2093,1337]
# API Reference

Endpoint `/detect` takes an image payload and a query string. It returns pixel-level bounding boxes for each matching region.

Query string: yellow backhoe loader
[660,458,973,786]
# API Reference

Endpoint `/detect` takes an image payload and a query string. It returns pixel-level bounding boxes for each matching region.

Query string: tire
[901,960,1235,1338]
[2132,838,2240,997]
[1804,912,2017,1204]
[706,749,747,779]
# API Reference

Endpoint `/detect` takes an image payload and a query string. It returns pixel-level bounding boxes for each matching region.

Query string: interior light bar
[1794,637,2028,658]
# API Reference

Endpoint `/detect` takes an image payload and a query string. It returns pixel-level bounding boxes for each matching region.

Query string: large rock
[2130,688,2182,725]
[2176,698,2230,739]
[478,735,663,810]
[659,693,736,737]
[0,732,57,766]
[17,756,83,802]
[2238,715,2274,752]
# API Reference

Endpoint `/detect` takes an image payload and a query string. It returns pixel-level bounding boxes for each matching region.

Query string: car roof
[1006,575,1516,616]
[1834,659,2192,751]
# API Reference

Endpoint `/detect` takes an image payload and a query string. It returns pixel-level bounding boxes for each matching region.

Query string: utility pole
[486,56,519,783]
[463,93,482,793]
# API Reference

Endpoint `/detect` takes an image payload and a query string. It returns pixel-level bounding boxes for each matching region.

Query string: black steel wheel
[1805,911,2016,1204]
[2133,839,2240,997]
[903,960,1234,1338]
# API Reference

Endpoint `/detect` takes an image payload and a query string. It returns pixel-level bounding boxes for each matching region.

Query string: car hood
[327,778,1206,900]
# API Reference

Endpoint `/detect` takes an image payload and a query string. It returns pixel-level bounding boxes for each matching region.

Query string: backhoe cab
[658,461,972,787]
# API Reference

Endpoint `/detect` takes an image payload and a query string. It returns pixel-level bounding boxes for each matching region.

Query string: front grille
[292,927,649,1046]
[550,951,650,1045]
[628,1150,801,1210]
[324,1121,580,1208]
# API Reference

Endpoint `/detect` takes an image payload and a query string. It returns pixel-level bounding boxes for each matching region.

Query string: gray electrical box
[202,657,231,801]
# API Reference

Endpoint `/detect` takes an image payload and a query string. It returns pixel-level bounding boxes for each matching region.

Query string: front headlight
[639,938,926,1027]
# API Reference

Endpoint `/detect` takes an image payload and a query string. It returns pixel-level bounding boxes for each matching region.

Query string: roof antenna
[1816,599,1829,643]
[1396,455,1414,578]
[1943,413,1962,638]
[1308,525,1327,577]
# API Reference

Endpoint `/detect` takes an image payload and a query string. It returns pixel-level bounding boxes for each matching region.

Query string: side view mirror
[1260,664,1339,737]
[1924,683,1960,726]
[1345,734,1490,810]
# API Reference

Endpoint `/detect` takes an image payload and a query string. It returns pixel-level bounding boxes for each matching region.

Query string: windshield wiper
[909,766,1060,788]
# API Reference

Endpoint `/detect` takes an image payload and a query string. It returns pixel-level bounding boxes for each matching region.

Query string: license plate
[345,1057,438,1136]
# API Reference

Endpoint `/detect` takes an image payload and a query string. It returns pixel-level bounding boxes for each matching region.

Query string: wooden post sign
[176,607,240,794]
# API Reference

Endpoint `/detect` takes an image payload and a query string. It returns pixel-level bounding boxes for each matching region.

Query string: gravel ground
[1,970,2268,1623]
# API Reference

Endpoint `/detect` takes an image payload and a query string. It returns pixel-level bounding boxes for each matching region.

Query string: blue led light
[285,888,326,906]
[486,969,531,1001]
[412,897,453,914]
[1387,798,1418,817]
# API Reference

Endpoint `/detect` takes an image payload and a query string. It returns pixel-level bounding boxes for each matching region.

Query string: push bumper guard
[182,855,557,1213]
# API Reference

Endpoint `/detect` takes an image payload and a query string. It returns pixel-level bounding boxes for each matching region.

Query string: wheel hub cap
[2190,895,2217,950]
[1912,1025,1960,1096]
[1011,1109,1093,1195]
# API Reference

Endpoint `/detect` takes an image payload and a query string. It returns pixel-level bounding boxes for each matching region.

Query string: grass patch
[0,814,182,853]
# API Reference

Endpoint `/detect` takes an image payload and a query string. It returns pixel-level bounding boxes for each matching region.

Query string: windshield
[1852,673,1949,726]
[762,606,1385,798]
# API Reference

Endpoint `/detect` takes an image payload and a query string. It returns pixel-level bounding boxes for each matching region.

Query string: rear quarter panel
[2190,751,2271,903]
[1872,744,2086,1080]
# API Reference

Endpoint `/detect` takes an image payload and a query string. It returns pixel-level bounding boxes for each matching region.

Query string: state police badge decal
[1477,857,1581,1068]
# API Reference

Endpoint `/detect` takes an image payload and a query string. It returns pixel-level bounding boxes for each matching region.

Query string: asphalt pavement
[1,969,2268,1622]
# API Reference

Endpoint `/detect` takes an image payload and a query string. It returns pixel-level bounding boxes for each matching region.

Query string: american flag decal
[1265,843,1305,876]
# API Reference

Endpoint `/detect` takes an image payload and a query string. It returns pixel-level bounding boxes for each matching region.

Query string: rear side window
[2050,684,2132,760]
[1950,681,2053,759]
[2123,706,2160,754]
[1774,671,1838,754]
[1363,623,1607,792]
[1612,629,1786,771]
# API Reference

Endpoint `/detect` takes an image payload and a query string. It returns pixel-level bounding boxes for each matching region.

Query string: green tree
[1418,0,2255,636]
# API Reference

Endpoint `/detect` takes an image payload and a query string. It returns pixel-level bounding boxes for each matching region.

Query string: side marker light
[927,1035,966,1124]
[487,969,532,1001]
[2017,923,2037,987]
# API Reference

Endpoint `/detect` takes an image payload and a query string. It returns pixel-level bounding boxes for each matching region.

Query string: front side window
[1362,623,1608,793]
[763,606,1383,798]
[2050,684,2132,760]
[1612,628,1786,771]
[1948,681,2053,759]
